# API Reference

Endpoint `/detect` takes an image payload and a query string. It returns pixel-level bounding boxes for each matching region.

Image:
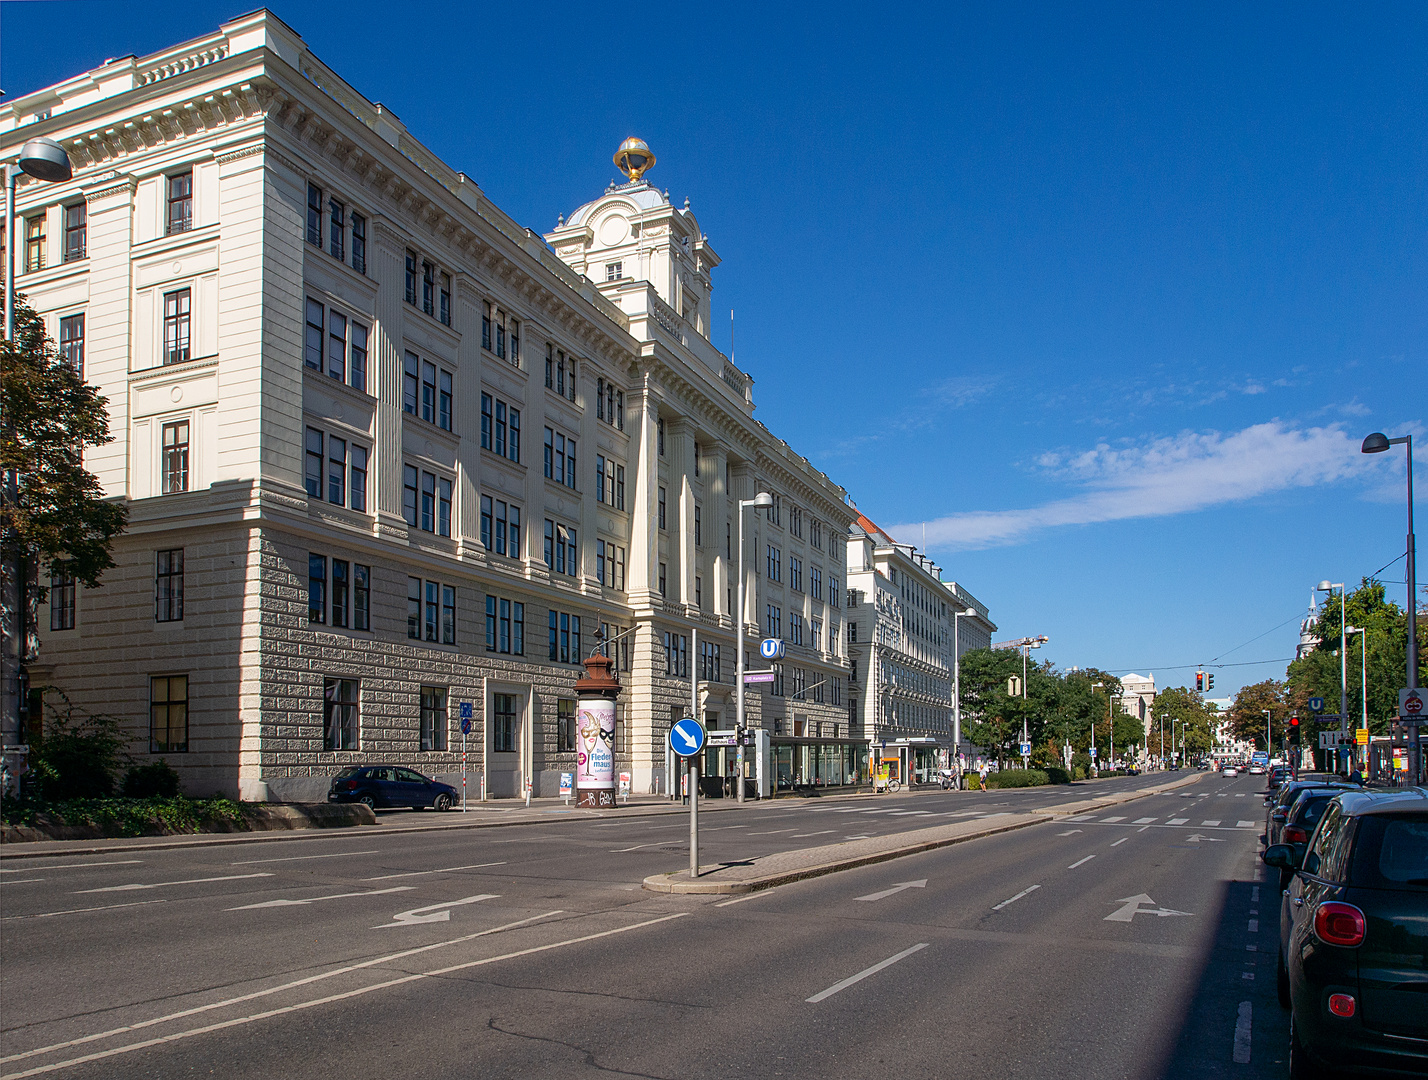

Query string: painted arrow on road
[228,886,414,910]
[1057,830,1083,836]
[1104,894,1193,922]
[375,893,499,928]
[855,880,927,903]
[1185,834,1226,843]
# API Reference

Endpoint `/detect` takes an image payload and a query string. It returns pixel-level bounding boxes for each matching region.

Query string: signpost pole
[689,755,699,878]
[669,718,706,879]
[462,731,467,812]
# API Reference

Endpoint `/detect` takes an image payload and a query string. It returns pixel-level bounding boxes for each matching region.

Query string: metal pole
[735,503,746,802]
[689,757,699,878]
[953,613,962,757]
[462,731,467,812]
[5,165,15,342]
[1340,587,1349,772]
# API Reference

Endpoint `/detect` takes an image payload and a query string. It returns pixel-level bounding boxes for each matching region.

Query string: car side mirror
[1271,810,1288,823]
[1261,844,1301,870]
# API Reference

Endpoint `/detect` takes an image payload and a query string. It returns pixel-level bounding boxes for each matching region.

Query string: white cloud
[890,421,1370,551]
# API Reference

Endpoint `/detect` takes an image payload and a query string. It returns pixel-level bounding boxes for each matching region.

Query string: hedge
[986,768,1050,789]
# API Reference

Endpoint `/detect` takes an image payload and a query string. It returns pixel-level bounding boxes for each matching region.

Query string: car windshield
[1350,813,1428,889]
[1293,794,1335,827]
[334,766,362,779]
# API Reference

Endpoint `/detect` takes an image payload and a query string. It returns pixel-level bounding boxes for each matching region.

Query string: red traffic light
[1290,715,1300,727]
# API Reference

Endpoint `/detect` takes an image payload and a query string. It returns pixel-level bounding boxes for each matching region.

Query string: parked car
[1261,788,1428,1078]
[1269,765,1291,789]
[328,766,458,811]
[1265,780,1358,847]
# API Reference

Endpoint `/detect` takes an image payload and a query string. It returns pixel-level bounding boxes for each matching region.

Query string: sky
[2,1,1424,699]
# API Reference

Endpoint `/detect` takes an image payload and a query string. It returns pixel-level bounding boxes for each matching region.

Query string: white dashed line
[1068,855,1096,869]
[992,885,1041,910]
[1110,837,1128,847]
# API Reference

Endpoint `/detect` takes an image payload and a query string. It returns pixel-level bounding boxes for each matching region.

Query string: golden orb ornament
[613,137,655,182]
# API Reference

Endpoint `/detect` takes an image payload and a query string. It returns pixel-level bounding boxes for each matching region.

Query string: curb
[641,770,1206,895]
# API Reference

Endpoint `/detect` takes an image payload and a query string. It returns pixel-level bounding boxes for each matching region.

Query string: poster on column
[576,699,617,808]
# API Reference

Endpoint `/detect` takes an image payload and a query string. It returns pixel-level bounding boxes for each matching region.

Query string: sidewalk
[643,771,1205,894]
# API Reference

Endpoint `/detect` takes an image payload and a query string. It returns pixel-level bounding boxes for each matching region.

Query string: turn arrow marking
[854,880,928,903]
[1104,894,1193,922]
[1185,834,1226,843]
[375,893,500,928]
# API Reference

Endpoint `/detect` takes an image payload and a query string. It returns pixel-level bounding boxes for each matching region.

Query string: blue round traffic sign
[460,717,472,736]
[669,717,706,757]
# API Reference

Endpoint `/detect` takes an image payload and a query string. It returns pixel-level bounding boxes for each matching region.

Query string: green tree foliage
[1286,577,1425,734]
[1228,679,1288,750]
[2,297,127,587]
[1152,686,1217,757]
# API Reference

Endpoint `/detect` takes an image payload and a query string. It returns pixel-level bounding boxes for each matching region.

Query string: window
[327,435,346,505]
[63,203,86,262]
[790,506,803,539]
[307,184,323,245]
[544,519,578,576]
[510,319,521,366]
[156,549,184,622]
[695,577,702,609]
[304,427,368,510]
[830,576,841,609]
[350,446,367,513]
[831,676,842,706]
[606,262,623,281]
[695,505,702,547]
[482,302,492,351]
[403,466,419,527]
[492,694,516,753]
[484,594,525,654]
[351,212,366,274]
[405,250,418,305]
[305,299,323,371]
[422,361,436,423]
[792,667,806,701]
[557,699,576,751]
[812,617,823,651]
[49,564,75,631]
[163,288,191,364]
[700,640,721,682]
[422,261,435,316]
[663,631,689,677]
[481,496,521,557]
[439,272,452,326]
[616,465,625,510]
[328,198,345,261]
[811,519,822,551]
[596,540,626,589]
[480,393,520,462]
[162,420,190,493]
[548,610,582,663]
[150,675,188,753]
[811,567,822,601]
[659,563,667,597]
[420,686,448,751]
[167,172,193,235]
[403,467,452,536]
[408,576,421,639]
[598,622,631,671]
[658,417,665,456]
[404,353,420,416]
[439,370,453,431]
[353,564,370,631]
[790,612,804,646]
[658,487,667,530]
[327,310,347,382]
[329,559,350,628]
[790,557,802,593]
[406,577,456,644]
[847,621,858,643]
[773,663,784,697]
[767,546,781,582]
[543,427,577,487]
[309,554,326,624]
[767,604,782,639]
[59,314,84,378]
[323,677,359,751]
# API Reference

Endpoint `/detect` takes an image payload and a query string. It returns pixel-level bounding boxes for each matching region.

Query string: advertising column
[575,653,621,809]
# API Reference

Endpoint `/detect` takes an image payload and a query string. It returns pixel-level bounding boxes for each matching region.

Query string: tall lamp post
[1262,708,1271,757]
[733,490,774,803]
[4,138,74,765]
[1346,625,1366,769]
[951,606,976,766]
[1362,431,1418,783]
[1093,681,1116,770]
[1317,581,1347,772]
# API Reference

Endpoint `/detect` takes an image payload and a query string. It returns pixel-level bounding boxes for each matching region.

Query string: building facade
[844,514,995,783]
[2,12,854,801]
[1118,672,1157,743]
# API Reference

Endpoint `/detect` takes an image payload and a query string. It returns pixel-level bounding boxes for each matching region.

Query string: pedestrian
[979,762,990,790]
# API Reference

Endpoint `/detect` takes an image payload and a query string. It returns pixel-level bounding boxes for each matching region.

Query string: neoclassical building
[1,11,856,800]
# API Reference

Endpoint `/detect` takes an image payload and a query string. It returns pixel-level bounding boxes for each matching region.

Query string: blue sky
[3,1,1423,698]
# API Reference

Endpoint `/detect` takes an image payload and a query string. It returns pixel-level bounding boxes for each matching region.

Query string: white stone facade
[3,12,855,801]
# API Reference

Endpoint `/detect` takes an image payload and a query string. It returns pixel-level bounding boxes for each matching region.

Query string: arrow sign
[669,717,706,757]
[1104,894,1193,922]
[375,893,499,928]
[855,880,928,903]
[1185,834,1226,843]
[228,886,414,911]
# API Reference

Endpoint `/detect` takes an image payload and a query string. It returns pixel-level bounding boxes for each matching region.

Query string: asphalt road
[0,771,1290,1079]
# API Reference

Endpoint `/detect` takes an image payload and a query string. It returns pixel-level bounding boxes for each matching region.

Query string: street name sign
[743,670,777,684]
[669,717,706,757]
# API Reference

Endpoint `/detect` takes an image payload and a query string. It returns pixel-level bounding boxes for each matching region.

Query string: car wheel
[1288,1012,1324,1080]
[357,793,376,810]
[434,793,452,812]
[1276,949,1290,1009]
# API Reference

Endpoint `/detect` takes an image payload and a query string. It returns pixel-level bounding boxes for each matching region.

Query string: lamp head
[1361,432,1391,454]
[1317,580,1333,593]
[750,491,774,509]
[18,137,72,182]
[961,608,976,617]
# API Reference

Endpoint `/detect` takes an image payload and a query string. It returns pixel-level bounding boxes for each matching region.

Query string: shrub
[30,699,130,802]
[1072,766,1088,781]
[1071,752,1093,776]
[986,768,1049,789]
[122,760,182,798]
[1043,765,1071,785]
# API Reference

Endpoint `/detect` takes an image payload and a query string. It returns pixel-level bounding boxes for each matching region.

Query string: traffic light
[1207,674,1215,691]
[1195,671,1206,692]
[1290,715,1300,744]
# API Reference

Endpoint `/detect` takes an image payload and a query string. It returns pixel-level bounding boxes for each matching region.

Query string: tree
[1228,680,1288,751]
[1152,686,1216,759]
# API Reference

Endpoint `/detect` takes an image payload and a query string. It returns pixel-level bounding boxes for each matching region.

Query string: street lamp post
[1362,431,1418,782]
[1317,580,1348,772]
[1262,708,1271,757]
[4,138,74,767]
[951,606,976,769]
[733,490,773,804]
[1092,681,1116,770]
[1346,625,1367,769]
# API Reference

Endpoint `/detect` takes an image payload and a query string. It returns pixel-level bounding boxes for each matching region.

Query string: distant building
[1297,591,1321,659]
[1119,673,1156,743]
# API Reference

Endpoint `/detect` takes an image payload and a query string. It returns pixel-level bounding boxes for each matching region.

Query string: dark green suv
[1262,788,1428,1078]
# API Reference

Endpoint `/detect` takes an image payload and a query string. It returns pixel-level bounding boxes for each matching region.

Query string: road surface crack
[486,1016,677,1078]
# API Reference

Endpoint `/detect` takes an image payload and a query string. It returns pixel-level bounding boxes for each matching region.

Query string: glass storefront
[773,740,870,791]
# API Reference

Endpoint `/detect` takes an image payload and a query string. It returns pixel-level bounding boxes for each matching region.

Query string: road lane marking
[1201,820,1222,827]
[609,843,669,852]
[1248,918,1258,932]
[77,873,274,894]
[747,829,797,835]
[1105,894,1192,922]
[854,880,927,902]
[805,943,929,1003]
[845,835,872,839]
[1237,820,1255,828]
[992,885,1041,910]
[361,862,506,881]
[375,894,498,928]
[232,850,380,865]
[1110,837,1129,847]
[1101,816,1126,823]
[1068,856,1096,869]
[0,899,170,922]
[1250,886,1260,902]
[1167,818,1189,825]
[0,879,45,884]
[227,886,415,910]
[1057,830,1083,836]
[1,910,677,1079]
[1133,818,1156,824]
[790,831,836,838]
[885,810,932,816]
[1062,815,1094,822]
[0,861,141,874]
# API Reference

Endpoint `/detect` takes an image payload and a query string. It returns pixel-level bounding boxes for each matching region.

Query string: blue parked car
[328,766,457,811]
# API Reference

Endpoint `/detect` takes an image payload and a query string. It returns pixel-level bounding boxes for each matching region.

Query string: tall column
[708,442,729,618]
[453,277,485,550]
[370,220,412,539]
[667,418,695,609]
[626,381,660,606]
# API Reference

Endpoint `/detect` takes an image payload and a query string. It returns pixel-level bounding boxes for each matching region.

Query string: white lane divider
[1202,820,1222,827]
[0,861,141,874]
[805,943,929,1003]
[1,899,170,922]
[362,862,506,881]
[854,880,927,903]
[1068,855,1096,869]
[1101,816,1126,823]
[1133,817,1156,824]
[1232,1001,1253,1063]
[1110,837,1129,847]
[992,885,1041,910]
[228,886,415,911]
[232,850,381,866]
[790,831,836,838]
[1167,818,1189,825]
[375,894,498,928]
[1057,829,1083,836]
[77,873,274,895]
